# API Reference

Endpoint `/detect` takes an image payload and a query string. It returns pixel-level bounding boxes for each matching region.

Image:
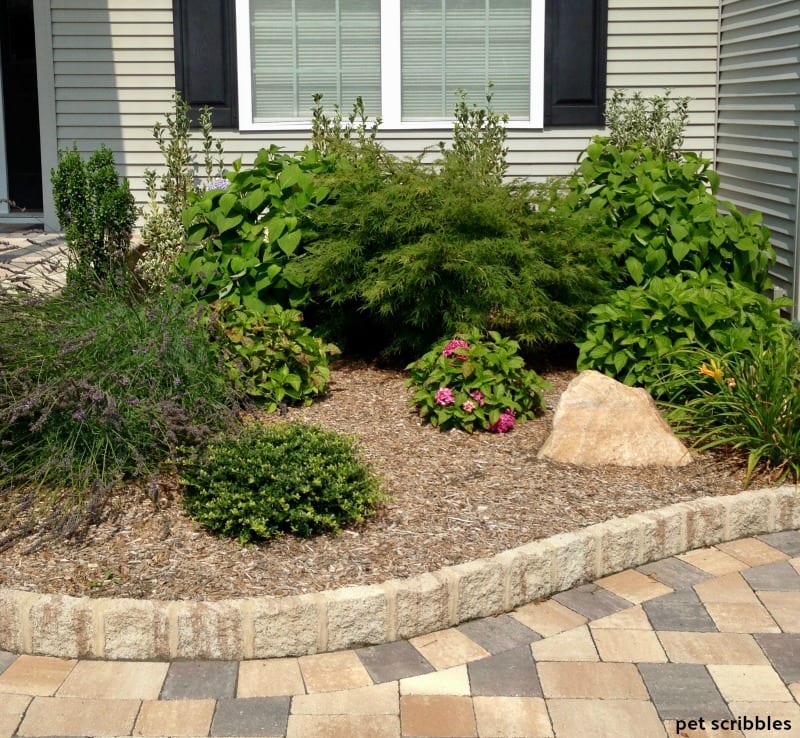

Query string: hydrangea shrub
[406,330,550,433]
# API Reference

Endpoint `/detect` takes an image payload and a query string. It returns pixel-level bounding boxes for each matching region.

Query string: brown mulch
[0,360,777,601]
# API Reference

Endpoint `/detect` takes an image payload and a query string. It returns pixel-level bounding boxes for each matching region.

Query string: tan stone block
[678,547,749,576]
[704,602,781,633]
[590,605,653,630]
[708,664,793,702]
[596,518,644,575]
[636,506,687,561]
[548,699,667,738]
[593,629,667,663]
[393,573,452,641]
[237,657,305,697]
[18,696,140,736]
[451,559,505,622]
[657,632,768,665]
[537,662,648,699]
[134,699,215,737]
[57,660,168,700]
[503,541,554,610]
[774,486,800,530]
[292,681,398,714]
[251,594,319,658]
[721,492,775,544]
[790,682,800,704]
[298,650,373,693]
[473,696,553,738]
[0,589,30,653]
[596,569,673,604]
[727,702,800,734]
[550,530,600,592]
[102,599,170,660]
[0,694,30,737]
[409,628,489,670]
[287,713,400,738]
[173,599,245,659]
[325,585,388,651]
[399,665,471,696]
[530,626,598,662]
[0,655,75,696]
[511,600,587,637]
[400,695,477,737]
[717,537,789,566]
[694,572,759,604]
[28,594,94,659]
[684,498,728,550]
[758,591,800,632]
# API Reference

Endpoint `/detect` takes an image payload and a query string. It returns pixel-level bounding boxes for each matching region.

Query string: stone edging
[1,485,797,661]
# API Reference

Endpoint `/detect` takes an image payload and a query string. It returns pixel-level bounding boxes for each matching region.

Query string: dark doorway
[1,0,42,211]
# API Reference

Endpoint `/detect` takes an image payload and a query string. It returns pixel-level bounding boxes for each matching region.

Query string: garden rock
[538,370,692,467]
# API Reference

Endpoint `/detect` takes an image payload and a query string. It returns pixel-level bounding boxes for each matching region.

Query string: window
[173,0,607,131]
[236,0,544,130]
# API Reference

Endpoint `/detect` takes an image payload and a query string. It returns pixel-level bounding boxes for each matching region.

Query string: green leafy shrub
[51,144,136,285]
[138,92,226,288]
[604,89,690,159]
[406,330,551,432]
[439,86,509,185]
[210,301,340,411]
[0,285,240,547]
[179,422,385,542]
[297,94,612,359]
[567,142,775,292]
[177,145,333,313]
[658,336,800,484]
[577,271,792,392]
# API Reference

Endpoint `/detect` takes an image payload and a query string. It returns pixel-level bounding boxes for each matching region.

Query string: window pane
[250,0,381,120]
[401,0,531,121]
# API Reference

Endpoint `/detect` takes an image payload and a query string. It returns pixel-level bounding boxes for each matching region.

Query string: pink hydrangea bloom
[469,389,486,407]
[461,400,476,413]
[435,387,455,406]
[489,408,516,433]
[443,339,470,359]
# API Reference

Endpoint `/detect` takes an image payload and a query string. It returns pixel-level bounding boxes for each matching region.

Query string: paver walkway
[1,532,799,737]
[0,226,67,295]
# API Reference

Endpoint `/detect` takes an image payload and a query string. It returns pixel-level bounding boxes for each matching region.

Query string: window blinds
[401,0,531,120]
[249,0,382,120]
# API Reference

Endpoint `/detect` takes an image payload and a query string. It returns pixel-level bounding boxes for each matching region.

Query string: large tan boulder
[538,370,692,467]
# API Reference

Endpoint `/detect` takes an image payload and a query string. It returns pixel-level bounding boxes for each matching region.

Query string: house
[0,0,797,313]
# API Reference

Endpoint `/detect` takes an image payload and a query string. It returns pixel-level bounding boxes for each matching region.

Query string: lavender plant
[0,284,241,548]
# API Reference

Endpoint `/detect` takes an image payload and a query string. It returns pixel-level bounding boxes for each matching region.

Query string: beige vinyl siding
[715,0,800,313]
[49,0,720,209]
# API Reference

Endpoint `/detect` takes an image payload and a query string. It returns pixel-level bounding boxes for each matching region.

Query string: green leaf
[277,230,302,256]
[625,256,645,285]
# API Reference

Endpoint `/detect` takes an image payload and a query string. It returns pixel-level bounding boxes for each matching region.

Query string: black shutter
[173,0,238,128]
[544,0,608,127]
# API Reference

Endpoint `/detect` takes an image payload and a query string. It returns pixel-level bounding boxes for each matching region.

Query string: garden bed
[0,359,769,601]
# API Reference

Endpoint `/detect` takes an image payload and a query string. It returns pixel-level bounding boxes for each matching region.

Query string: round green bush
[179,422,385,543]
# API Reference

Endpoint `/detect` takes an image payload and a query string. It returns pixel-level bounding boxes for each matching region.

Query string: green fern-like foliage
[296,156,612,359]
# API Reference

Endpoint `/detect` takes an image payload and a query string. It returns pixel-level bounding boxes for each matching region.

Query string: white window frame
[236,0,545,131]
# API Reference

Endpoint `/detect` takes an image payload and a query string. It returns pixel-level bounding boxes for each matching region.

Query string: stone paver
[0,534,799,737]
[643,589,718,632]
[638,557,712,590]
[210,696,291,737]
[467,646,542,697]
[638,663,732,720]
[161,660,238,700]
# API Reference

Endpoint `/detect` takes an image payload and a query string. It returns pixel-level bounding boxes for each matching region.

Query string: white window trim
[235,0,545,132]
